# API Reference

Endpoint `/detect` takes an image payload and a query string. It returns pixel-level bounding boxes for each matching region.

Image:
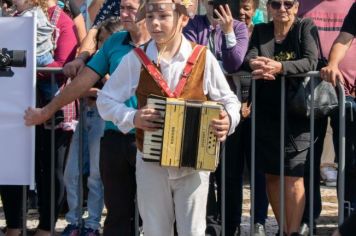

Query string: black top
[92,0,120,28]
[341,3,356,36]
[243,18,318,118]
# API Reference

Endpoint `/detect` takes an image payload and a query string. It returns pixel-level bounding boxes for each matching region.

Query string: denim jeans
[330,96,356,217]
[36,52,57,101]
[64,105,105,230]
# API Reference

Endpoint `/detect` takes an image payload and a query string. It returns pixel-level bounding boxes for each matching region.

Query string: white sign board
[0,16,36,187]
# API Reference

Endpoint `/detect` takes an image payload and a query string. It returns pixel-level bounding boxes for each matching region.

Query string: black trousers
[0,185,23,229]
[35,126,72,231]
[99,130,137,236]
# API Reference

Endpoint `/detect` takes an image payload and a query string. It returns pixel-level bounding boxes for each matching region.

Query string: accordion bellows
[143,95,222,172]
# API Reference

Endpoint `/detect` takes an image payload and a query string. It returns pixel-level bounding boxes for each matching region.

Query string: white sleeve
[203,50,241,134]
[97,52,141,133]
[224,31,237,49]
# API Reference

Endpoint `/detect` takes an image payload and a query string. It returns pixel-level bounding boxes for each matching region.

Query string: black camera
[0,48,27,77]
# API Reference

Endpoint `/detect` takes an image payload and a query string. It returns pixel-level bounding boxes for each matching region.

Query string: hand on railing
[249,57,282,80]
[24,107,52,126]
[320,64,345,87]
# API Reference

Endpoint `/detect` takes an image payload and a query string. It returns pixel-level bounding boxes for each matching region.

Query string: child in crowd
[11,0,56,100]
[96,0,240,235]
[61,17,123,236]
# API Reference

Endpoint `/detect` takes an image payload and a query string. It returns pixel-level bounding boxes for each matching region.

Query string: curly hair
[31,0,49,17]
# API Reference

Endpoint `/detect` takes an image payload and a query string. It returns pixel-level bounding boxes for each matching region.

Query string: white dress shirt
[97,36,240,179]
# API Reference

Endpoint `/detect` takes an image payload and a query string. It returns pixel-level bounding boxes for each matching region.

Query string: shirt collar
[146,36,193,64]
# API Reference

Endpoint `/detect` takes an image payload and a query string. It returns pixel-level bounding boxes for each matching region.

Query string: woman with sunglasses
[243,0,319,235]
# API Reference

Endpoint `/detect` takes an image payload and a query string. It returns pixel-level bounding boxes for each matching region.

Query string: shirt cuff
[225,31,237,49]
[115,109,137,134]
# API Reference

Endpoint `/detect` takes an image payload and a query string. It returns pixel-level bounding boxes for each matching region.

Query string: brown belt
[351,90,356,98]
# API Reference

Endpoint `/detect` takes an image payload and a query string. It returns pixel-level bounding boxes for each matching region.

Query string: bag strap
[134,44,205,98]
[173,44,205,97]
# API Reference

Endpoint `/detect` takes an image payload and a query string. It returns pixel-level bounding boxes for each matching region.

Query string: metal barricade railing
[31,67,141,235]
[1,68,345,235]
[228,70,346,236]
[37,67,65,235]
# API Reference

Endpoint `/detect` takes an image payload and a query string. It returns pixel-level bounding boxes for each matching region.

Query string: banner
[0,16,36,187]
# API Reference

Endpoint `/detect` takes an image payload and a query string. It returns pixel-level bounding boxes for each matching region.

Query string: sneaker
[61,224,79,236]
[80,227,100,236]
[298,223,309,236]
[233,226,241,236]
[320,166,337,187]
[254,223,266,236]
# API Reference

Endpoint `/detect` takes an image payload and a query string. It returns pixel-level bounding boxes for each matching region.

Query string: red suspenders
[134,44,205,98]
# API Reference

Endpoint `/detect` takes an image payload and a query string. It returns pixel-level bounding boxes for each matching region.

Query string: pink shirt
[47,6,78,68]
[299,0,356,95]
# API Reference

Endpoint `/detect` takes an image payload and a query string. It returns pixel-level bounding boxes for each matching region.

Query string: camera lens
[10,50,27,67]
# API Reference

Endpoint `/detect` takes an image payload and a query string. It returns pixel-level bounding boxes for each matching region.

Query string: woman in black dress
[244,0,318,235]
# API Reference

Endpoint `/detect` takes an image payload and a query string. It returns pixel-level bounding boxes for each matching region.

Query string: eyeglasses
[269,1,295,10]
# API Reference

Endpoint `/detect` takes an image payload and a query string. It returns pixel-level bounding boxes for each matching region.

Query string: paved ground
[0,184,338,236]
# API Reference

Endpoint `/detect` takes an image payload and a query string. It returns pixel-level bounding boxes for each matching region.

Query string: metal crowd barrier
[1,68,346,235]
[226,70,346,236]
[29,67,141,235]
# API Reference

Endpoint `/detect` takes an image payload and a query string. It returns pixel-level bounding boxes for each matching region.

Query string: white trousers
[136,157,210,236]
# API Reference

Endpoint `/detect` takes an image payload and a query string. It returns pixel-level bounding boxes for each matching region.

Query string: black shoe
[291,233,303,236]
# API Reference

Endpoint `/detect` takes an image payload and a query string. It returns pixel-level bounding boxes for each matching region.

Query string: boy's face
[145,0,187,44]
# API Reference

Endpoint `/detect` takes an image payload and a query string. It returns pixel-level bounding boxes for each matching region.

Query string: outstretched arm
[24,67,100,126]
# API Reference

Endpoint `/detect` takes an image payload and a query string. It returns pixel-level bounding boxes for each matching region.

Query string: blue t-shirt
[87,31,137,132]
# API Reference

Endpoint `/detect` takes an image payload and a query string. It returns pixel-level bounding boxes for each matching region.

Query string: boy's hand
[214,4,233,34]
[211,110,230,142]
[24,107,51,126]
[133,106,162,131]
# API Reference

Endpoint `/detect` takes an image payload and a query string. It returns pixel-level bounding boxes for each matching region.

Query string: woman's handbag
[287,18,338,119]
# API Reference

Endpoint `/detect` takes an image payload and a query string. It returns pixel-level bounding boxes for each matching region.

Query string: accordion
[143,95,222,172]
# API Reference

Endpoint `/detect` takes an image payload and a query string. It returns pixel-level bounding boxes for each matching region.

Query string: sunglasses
[269,1,295,10]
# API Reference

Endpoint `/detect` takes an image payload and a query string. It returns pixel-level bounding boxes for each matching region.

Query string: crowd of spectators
[1,0,356,235]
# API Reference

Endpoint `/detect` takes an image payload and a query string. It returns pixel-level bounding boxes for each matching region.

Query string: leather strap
[134,44,205,98]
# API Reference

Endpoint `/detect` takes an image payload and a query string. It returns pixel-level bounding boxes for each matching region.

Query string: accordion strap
[134,44,205,98]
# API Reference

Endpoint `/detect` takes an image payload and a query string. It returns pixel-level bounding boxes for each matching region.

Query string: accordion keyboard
[142,98,166,161]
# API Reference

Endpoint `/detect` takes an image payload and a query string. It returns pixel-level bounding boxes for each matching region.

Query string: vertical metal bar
[309,76,315,236]
[221,142,226,236]
[135,196,139,236]
[22,186,27,236]
[50,72,56,235]
[337,81,346,225]
[250,78,256,235]
[279,76,285,236]
[78,98,85,232]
